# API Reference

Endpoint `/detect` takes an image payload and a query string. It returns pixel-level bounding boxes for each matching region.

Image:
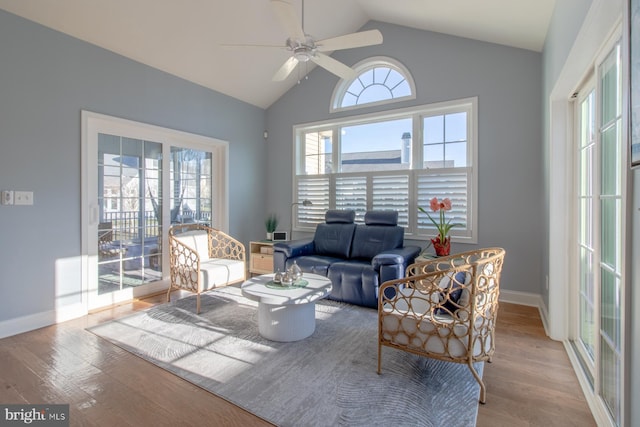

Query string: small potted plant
[265,213,279,240]
[418,197,462,256]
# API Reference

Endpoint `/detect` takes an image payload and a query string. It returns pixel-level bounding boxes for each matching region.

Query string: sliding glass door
[83,112,228,310]
[572,40,625,426]
[96,135,164,301]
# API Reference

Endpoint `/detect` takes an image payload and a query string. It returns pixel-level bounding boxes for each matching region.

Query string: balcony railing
[102,210,211,241]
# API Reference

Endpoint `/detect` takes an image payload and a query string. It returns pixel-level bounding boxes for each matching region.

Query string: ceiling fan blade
[310,53,357,80]
[316,29,383,52]
[272,56,299,81]
[270,0,306,42]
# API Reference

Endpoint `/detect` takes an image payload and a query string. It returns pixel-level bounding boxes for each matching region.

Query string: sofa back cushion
[313,210,356,258]
[350,211,403,260]
[351,225,403,260]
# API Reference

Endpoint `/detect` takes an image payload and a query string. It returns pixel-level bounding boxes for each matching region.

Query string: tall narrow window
[571,39,624,427]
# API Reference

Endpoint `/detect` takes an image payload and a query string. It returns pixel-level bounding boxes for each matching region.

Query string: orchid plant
[418,197,462,242]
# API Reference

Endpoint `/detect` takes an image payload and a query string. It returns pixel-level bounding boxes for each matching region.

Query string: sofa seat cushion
[287,255,341,277]
[199,258,245,290]
[327,261,379,308]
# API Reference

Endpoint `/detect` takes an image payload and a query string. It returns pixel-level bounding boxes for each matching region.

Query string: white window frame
[330,56,417,113]
[293,97,478,243]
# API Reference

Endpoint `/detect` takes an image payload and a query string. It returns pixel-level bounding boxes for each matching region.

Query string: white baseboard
[0,303,87,339]
[537,297,551,337]
[499,289,542,307]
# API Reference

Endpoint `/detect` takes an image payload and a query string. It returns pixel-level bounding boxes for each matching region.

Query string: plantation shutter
[336,176,367,222]
[416,169,471,238]
[372,174,410,227]
[296,176,330,227]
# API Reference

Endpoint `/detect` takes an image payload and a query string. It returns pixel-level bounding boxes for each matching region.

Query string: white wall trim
[499,289,542,307]
[0,303,87,340]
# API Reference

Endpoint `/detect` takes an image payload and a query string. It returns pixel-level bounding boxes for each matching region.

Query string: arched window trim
[330,56,416,113]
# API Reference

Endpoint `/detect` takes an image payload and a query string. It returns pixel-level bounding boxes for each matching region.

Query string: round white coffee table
[241,273,332,342]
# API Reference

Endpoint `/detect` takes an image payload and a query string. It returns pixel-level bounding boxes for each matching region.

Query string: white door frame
[81,111,229,310]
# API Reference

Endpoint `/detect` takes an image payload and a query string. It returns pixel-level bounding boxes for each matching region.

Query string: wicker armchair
[168,224,246,313]
[377,248,505,403]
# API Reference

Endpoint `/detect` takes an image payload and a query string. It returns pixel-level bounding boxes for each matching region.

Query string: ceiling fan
[224,0,383,82]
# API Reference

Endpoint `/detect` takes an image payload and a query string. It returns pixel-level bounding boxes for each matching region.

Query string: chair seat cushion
[199,258,245,290]
[381,286,490,358]
[381,306,490,358]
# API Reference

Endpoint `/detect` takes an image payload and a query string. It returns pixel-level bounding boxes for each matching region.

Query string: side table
[241,273,332,342]
[249,241,274,275]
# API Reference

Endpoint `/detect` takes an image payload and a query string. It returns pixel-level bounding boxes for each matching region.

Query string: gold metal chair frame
[378,247,505,403]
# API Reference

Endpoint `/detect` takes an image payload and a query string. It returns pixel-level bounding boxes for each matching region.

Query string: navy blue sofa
[273,210,421,308]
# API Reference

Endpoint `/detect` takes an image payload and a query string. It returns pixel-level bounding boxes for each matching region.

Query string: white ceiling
[0,0,555,109]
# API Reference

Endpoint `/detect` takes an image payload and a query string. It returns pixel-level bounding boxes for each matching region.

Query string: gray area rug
[88,286,482,426]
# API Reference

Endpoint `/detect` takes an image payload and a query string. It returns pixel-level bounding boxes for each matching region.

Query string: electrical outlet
[14,191,33,205]
[1,190,14,205]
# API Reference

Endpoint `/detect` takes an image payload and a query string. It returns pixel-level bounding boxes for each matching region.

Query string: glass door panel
[170,147,212,225]
[95,133,163,303]
[575,87,596,381]
[597,43,622,425]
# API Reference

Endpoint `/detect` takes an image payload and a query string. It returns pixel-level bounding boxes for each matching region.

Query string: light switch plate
[1,190,14,205]
[14,191,33,205]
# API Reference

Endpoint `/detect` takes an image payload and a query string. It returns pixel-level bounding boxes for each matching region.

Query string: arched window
[331,57,416,112]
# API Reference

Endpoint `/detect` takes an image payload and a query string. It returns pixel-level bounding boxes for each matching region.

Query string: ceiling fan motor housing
[287,36,316,62]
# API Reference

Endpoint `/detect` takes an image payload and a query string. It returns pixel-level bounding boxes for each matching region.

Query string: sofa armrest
[273,238,315,258]
[273,238,314,272]
[372,246,421,269]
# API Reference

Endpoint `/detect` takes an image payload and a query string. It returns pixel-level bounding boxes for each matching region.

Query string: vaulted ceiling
[0,0,555,109]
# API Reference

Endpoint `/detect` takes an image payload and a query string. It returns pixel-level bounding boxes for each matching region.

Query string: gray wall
[541,0,593,310]
[266,21,543,296]
[0,10,266,323]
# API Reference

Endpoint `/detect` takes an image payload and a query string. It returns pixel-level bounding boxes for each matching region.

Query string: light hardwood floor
[0,294,595,426]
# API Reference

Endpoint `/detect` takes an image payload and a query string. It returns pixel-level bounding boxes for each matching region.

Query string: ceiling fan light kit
[288,37,316,62]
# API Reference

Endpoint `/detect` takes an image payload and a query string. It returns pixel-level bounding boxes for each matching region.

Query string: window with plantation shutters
[293,97,477,243]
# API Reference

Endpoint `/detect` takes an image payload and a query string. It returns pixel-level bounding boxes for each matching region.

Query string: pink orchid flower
[419,197,462,242]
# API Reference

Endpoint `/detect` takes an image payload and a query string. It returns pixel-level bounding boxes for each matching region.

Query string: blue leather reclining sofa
[273,210,421,308]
